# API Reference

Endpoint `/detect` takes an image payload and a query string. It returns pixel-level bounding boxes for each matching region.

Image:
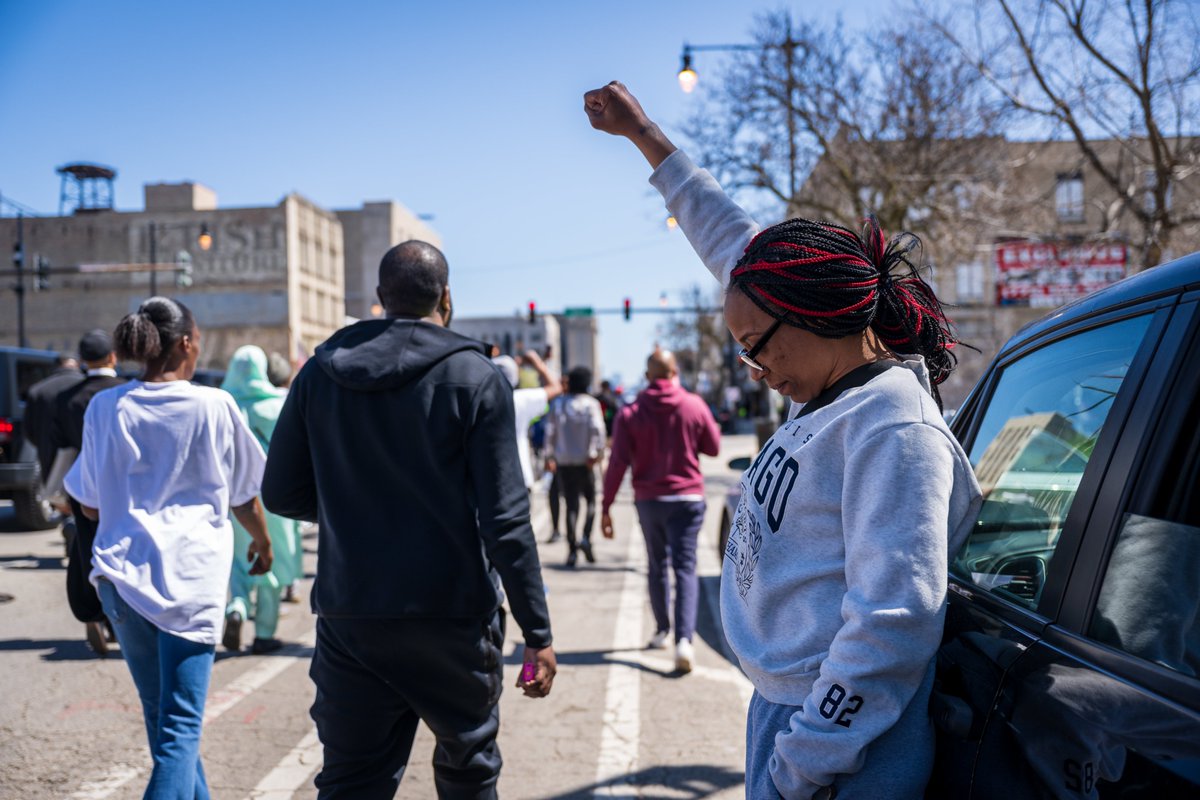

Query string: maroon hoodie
[601,378,721,512]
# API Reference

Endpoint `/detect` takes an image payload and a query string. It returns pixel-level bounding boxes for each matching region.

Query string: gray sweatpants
[744,662,936,799]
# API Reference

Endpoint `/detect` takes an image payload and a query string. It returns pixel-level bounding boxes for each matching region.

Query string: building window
[1055,173,1084,223]
[956,262,985,303]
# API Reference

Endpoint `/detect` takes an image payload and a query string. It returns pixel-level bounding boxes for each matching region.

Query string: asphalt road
[0,435,758,799]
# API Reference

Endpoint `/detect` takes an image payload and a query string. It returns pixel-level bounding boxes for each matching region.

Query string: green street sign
[563,307,594,317]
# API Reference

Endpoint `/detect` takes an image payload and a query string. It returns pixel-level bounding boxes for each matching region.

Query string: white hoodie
[650,149,983,797]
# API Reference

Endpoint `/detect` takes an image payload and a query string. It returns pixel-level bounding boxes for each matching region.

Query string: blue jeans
[634,499,705,642]
[98,580,215,800]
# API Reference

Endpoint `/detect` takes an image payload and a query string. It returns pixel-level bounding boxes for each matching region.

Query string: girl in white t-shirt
[65,297,273,800]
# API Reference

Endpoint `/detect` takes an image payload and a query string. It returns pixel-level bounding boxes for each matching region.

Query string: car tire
[12,485,57,531]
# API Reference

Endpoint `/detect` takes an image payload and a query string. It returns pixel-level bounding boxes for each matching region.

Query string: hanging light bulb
[678,48,698,93]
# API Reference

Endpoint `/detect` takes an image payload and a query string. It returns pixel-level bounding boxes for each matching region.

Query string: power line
[457,236,675,274]
[0,192,45,217]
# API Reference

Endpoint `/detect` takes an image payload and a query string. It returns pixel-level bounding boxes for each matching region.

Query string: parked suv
[0,347,66,529]
[930,252,1200,797]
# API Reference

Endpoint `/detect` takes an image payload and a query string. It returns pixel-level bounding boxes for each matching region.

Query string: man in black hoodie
[263,241,556,800]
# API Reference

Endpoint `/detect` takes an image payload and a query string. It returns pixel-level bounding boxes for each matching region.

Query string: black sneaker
[222,611,243,652]
[580,539,595,563]
[251,637,284,655]
[565,550,578,568]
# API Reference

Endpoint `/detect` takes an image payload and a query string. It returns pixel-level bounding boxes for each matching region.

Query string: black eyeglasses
[738,317,784,372]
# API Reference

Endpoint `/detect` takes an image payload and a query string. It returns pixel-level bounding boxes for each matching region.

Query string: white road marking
[593,520,645,798]
[69,630,316,800]
[244,728,323,799]
[69,765,143,800]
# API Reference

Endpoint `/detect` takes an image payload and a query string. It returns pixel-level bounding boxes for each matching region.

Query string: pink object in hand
[520,662,537,683]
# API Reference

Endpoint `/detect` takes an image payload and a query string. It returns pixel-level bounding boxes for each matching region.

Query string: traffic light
[623,298,632,321]
[175,250,194,289]
[35,255,50,291]
[528,301,536,324]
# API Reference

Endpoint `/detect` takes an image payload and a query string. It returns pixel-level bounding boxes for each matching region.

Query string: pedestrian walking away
[586,82,983,800]
[266,349,306,604]
[544,366,606,567]
[23,352,82,492]
[221,345,302,655]
[262,240,556,800]
[48,329,126,655]
[541,375,570,544]
[600,348,720,674]
[492,349,563,494]
[63,297,273,800]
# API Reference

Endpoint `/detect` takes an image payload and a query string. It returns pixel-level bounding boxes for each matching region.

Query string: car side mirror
[728,456,752,471]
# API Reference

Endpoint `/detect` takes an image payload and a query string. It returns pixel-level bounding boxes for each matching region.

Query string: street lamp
[676,35,802,203]
[676,42,764,93]
[148,221,211,296]
[678,47,698,93]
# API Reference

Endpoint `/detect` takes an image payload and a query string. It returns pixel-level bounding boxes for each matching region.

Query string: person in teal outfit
[221,345,301,654]
[266,351,305,604]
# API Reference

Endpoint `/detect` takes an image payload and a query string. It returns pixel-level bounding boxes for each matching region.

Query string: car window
[16,360,55,404]
[1090,362,1200,677]
[1090,515,1200,677]
[952,314,1154,609]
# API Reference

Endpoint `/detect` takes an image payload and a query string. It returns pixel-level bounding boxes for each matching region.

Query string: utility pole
[149,221,158,297]
[12,213,28,348]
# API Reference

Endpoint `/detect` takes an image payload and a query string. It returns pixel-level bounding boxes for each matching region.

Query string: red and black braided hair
[729,215,961,401]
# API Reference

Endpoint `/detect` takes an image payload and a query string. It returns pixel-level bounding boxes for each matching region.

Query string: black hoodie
[262,318,552,648]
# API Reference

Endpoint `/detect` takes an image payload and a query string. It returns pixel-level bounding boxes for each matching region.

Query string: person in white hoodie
[584,81,983,800]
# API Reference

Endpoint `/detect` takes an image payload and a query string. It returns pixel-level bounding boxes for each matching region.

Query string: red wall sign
[994,240,1127,307]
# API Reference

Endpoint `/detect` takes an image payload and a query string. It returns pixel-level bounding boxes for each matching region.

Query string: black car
[0,347,67,529]
[930,251,1200,797]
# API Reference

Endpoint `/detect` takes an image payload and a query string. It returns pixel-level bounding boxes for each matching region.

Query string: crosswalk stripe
[592,518,645,798]
[244,728,322,799]
[69,631,316,799]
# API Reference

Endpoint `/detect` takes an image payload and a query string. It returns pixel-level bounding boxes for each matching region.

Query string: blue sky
[0,0,878,386]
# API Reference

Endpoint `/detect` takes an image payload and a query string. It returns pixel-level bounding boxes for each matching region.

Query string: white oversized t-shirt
[64,380,266,645]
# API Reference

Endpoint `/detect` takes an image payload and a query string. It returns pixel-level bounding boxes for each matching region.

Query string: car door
[929,295,1185,798]
[996,292,1200,799]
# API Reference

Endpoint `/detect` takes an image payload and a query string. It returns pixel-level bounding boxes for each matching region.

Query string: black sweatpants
[310,611,506,799]
[557,464,595,552]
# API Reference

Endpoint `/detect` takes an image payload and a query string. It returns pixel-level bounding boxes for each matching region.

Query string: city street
[0,436,758,799]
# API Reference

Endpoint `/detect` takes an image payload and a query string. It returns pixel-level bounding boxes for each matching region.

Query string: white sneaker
[648,629,670,649]
[675,638,694,674]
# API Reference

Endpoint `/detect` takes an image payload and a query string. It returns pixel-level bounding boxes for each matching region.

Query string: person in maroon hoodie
[600,348,721,673]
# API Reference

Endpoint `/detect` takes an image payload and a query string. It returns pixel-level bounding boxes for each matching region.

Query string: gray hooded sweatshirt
[650,149,983,798]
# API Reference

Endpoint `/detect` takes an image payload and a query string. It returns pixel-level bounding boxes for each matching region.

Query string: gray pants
[745,662,936,799]
[634,499,705,643]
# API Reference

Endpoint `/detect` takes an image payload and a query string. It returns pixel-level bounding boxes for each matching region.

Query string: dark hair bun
[112,296,195,365]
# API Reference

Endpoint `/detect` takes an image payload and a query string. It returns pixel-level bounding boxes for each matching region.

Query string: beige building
[556,315,601,387]
[1,181,441,371]
[336,201,440,321]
